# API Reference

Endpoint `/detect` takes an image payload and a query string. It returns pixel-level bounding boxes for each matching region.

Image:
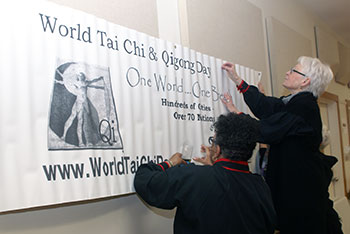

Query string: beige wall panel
[336,42,350,85]
[184,0,268,92]
[266,17,312,96]
[48,0,159,37]
[315,26,340,75]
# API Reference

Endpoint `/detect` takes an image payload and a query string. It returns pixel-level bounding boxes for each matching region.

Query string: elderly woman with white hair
[221,56,342,234]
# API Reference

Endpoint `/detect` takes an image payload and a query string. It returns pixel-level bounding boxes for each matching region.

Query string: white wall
[0,195,175,234]
[0,0,349,233]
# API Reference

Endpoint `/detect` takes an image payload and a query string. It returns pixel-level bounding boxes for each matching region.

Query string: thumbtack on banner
[257,72,262,82]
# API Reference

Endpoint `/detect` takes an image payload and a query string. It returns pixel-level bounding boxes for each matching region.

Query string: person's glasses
[208,136,216,145]
[290,68,306,77]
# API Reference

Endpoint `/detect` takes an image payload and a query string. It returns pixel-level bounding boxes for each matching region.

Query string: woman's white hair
[298,56,333,97]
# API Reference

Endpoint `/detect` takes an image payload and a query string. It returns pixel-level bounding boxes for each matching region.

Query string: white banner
[0,0,261,212]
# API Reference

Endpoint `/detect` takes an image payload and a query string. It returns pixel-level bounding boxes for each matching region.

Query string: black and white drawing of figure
[48,61,123,150]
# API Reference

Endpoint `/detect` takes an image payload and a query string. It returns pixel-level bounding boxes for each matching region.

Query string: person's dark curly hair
[213,112,260,161]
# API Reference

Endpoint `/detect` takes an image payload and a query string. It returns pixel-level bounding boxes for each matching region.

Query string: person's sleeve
[259,111,314,144]
[134,161,180,209]
[237,81,284,119]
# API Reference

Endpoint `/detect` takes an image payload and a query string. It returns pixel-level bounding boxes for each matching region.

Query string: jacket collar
[213,158,250,174]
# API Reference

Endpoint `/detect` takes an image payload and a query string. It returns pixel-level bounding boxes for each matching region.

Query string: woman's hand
[222,62,242,85]
[221,92,240,113]
[258,82,265,94]
[193,145,214,166]
[168,152,186,166]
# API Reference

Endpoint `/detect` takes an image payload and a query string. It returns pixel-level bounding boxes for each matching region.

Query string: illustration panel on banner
[48,61,123,150]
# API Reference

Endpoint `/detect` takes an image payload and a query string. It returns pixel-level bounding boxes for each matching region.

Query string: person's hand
[193,145,214,166]
[258,82,265,94]
[221,92,240,113]
[168,152,186,166]
[222,62,242,85]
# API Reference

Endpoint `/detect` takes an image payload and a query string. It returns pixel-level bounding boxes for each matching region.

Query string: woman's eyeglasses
[290,68,306,77]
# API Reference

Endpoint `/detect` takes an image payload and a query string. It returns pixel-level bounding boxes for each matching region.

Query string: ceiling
[297,0,350,44]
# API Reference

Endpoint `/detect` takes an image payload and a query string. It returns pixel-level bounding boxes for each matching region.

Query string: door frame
[319,92,347,198]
